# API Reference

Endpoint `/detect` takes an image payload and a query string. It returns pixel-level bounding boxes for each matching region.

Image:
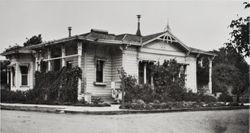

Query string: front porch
[34,39,125,102]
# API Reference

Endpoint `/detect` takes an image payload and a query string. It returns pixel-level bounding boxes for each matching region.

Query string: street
[1,109,249,133]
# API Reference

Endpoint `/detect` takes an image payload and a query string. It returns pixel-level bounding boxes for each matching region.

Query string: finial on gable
[164,20,171,32]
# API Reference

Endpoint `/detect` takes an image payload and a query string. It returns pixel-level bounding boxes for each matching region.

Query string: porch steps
[91,95,118,104]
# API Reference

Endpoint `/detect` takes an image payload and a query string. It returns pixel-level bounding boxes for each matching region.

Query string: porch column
[61,45,66,67]
[6,68,9,85]
[151,75,154,89]
[15,63,18,88]
[47,49,51,71]
[35,54,38,71]
[144,63,147,84]
[10,67,13,89]
[77,42,82,97]
[208,57,213,94]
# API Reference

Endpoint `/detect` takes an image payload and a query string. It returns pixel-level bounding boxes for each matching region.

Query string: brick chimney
[68,26,72,37]
[136,15,142,36]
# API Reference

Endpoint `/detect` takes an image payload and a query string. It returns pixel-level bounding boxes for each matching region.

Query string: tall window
[20,66,28,86]
[139,62,144,84]
[96,60,104,82]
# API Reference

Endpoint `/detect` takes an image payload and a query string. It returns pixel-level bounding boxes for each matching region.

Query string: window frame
[19,65,29,86]
[96,59,105,83]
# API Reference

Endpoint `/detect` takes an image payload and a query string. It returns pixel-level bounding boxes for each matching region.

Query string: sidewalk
[0,103,126,114]
[1,103,249,115]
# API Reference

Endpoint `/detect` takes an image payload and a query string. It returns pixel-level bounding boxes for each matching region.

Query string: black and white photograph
[0,0,249,133]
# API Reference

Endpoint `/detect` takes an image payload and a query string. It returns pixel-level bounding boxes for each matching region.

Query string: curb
[0,105,63,114]
[1,104,248,115]
[62,106,249,115]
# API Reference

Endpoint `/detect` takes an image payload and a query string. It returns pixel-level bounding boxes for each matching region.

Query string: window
[20,66,28,86]
[96,60,104,82]
[138,62,144,84]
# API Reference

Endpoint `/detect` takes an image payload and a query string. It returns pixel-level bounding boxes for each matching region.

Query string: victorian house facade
[1,16,216,101]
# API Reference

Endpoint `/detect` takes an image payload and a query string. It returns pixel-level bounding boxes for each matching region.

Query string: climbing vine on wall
[34,66,82,103]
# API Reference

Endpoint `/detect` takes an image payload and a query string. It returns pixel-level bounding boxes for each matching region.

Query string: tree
[23,34,42,46]
[226,2,249,57]
[212,47,249,92]
[198,47,249,101]
[212,64,244,102]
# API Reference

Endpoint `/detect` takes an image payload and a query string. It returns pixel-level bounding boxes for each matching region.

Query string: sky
[0,0,249,63]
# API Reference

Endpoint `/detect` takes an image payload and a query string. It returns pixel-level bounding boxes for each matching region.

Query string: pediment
[144,40,182,52]
[142,32,190,53]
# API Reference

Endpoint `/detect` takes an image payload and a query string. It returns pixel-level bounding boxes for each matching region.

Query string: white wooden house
[1,17,216,102]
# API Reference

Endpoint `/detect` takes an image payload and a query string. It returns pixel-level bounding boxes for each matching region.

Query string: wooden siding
[111,48,123,81]
[123,47,139,79]
[81,45,86,93]
[85,44,113,96]
[185,56,197,92]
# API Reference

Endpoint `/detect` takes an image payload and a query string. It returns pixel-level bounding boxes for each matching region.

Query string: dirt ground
[1,109,249,133]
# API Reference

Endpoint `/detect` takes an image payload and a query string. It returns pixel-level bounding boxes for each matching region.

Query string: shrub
[120,59,187,103]
[218,93,233,102]
[1,89,10,102]
[153,60,186,102]
[1,90,26,103]
[182,91,200,101]
[1,66,82,104]
[200,95,217,103]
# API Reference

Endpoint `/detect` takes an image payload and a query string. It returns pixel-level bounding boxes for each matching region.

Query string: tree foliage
[212,47,249,93]
[152,59,187,101]
[212,64,242,93]
[226,2,249,57]
[197,47,249,100]
[23,34,42,46]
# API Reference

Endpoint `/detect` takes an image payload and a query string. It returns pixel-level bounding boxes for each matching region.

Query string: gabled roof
[6,28,216,57]
[189,47,217,56]
[142,31,190,52]
[115,34,141,45]
[1,46,35,56]
[142,32,165,43]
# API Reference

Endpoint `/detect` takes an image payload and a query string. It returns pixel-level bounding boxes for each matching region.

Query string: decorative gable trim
[142,31,190,53]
